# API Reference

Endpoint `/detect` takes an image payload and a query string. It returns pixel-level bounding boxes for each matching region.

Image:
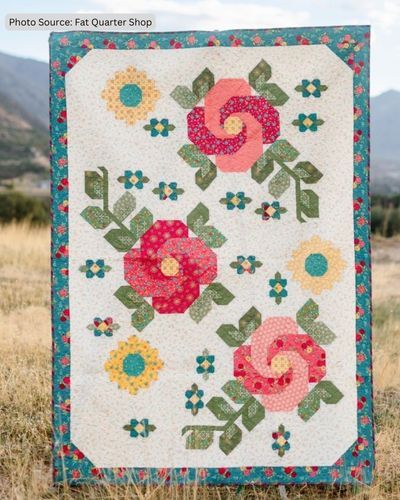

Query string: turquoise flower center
[123,353,145,377]
[305,253,328,277]
[119,84,142,107]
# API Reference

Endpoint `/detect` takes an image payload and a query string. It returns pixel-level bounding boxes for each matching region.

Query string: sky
[1,0,400,96]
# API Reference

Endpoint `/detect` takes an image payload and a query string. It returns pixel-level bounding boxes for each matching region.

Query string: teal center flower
[123,353,146,377]
[305,253,328,277]
[119,84,142,107]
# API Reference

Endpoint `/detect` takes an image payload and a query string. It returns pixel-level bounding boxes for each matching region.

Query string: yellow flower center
[306,83,317,94]
[265,206,276,217]
[223,116,243,135]
[201,360,211,369]
[303,117,313,128]
[274,283,283,293]
[230,195,241,206]
[135,423,145,433]
[129,174,138,184]
[90,263,100,273]
[190,394,200,405]
[97,322,109,332]
[241,260,251,270]
[161,257,179,276]
[276,435,287,447]
[163,185,173,197]
[154,122,165,133]
[271,355,291,375]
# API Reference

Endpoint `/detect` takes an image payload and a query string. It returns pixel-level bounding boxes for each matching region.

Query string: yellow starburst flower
[287,236,346,295]
[104,336,163,395]
[101,66,160,126]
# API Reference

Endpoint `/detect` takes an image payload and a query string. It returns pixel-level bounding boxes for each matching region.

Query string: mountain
[0,52,48,192]
[0,50,398,195]
[0,51,48,127]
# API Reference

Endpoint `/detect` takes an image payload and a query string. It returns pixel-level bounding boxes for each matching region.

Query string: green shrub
[0,191,49,225]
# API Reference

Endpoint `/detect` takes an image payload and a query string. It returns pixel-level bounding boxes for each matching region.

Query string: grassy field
[0,224,399,499]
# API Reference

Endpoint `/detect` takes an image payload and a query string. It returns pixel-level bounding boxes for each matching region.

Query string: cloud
[366,0,400,28]
[90,0,310,30]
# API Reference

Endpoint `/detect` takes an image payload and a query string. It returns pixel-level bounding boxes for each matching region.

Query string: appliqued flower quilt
[50,25,373,486]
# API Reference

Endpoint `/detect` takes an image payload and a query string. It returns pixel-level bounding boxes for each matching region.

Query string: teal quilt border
[50,25,373,486]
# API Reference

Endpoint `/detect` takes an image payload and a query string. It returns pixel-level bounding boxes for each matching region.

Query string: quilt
[50,25,373,486]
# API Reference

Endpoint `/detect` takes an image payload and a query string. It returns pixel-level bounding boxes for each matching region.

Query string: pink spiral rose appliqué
[233,317,326,411]
[187,79,280,172]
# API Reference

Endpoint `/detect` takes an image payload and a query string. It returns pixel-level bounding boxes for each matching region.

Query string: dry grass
[0,224,399,499]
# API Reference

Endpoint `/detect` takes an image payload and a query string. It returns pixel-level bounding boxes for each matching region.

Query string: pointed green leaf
[297,299,336,344]
[178,144,212,170]
[113,192,136,221]
[222,380,251,404]
[219,423,242,455]
[192,68,215,98]
[80,206,111,229]
[297,299,319,324]
[254,82,289,106]
[195,163,217,190]
[242,398,265,431]
[300,189,319,218]
[217,325,248,347]
[206,397,236,420]
[187,202,209,232]
[84,171,104,199]
[266,139,300,162]
[196,225,227,248]
[239,307,262,336]
[298,381,343,422]
[317,381,344,404]
[293,161,323,184]
[104,228,136,252]
[131,302,154,331]
[178,144,217,190]
[249,59,271,89]
[170,86,199,108]
[130,207,153,241]
[189,291,213,323]
[185,428,214,449]
[114,286,144,309]
[251,154,274,184]
[207,283,234,305]
[269,169,290,199]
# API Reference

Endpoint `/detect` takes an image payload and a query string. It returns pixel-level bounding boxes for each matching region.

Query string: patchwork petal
[158,237,217,284]
[152,277,200,314]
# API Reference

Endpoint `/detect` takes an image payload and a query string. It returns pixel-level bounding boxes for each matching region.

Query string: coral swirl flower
[233,317,326,411]
[187,79,280,172]
[124,220,217,314]
[105,336,163,395]
[101,66,160,126]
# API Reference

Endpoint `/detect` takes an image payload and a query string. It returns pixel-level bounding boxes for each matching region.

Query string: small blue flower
[272,424,291,457]
[185,383,204,415]
[220,192,252,210]
[293,113,324,132]
[144,118,176,137]
[118,169,149,190]
[153,181,184,200]
[295,79,327,98]
[269,272,288,304]
[79,259,111,278]
[196,349,215,380]
[230,255,263,274]
[123,418,156,438]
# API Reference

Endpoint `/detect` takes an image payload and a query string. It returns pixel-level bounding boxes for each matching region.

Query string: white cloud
[366,0,400,28]
[90,0,310,30]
